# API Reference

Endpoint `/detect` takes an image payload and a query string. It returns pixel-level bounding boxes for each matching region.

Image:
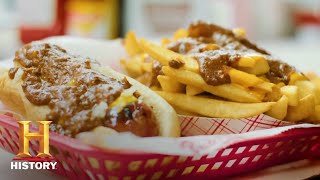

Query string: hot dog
[0,42,180,138]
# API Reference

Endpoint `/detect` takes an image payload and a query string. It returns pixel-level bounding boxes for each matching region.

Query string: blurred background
[0,0,319,71]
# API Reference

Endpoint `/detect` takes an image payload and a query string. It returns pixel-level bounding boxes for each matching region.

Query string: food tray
[0,113,319,179]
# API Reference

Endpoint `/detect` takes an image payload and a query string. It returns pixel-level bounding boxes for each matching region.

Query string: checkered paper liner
[180,114,293,136]
[0,37,319,179]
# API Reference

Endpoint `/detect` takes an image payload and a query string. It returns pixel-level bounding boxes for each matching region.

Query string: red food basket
[0,113,319,180]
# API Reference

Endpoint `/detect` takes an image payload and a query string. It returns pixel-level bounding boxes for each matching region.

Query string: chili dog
[0,42,180,138]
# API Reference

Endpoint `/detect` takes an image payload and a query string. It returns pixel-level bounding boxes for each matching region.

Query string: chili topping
[167,21,299,85]
[169,59,185,69]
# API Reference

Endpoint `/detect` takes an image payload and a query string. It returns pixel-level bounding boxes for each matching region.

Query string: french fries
[124,31,143,56]
[120,27,320,124]
[157,91,274,118]
[305,72,318,80]
[238,56,270,75]
[229,69,264,87]
[238,56,256,68]
[141,39,272,91]
[280,85,299,106]
[173,105,201,116]
[173,28,188,40]
[186,85,203,96]
[289,72,308,85]
[161,38,171,47]
[139,39,199,72]
[162,66,263,103]
[263,86,282,102]
[120,56,143,78]
[308,105,320,122]
[157,75,185,93]
[141,62,152,72]
[285,94,315,122]
[255,82,275,92]
[295,80,319,105]
[265,95,288,120]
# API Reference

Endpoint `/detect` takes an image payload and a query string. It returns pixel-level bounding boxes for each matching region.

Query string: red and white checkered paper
[180,114,293,136]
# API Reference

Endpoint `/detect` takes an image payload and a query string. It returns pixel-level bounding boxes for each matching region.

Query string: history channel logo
[10,121,57,170]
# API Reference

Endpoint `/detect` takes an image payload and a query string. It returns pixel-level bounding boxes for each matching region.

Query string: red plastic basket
[0,113,319,180]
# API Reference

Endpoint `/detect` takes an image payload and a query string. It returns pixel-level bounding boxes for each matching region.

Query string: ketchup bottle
[18,0,66,44]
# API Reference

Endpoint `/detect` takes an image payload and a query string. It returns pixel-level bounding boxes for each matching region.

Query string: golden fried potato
[310,78,320,90]
[238,55,270,75]
[120,57,144,78]
[162,66,263,103]
[161,38,171,47]
[238,56,269,75]
[173,28,188,40]
[157,75,185,93]
[265,95,288,120]
[135,73,152,86]
[141,62,152,73]
[186,85,204,96]
[305,72,318,80]
[238,56,256,68]
[285,94,315,122]
[139,39,199,72]
[295,80,319,105]
[289,72,308,85]
[157,91,274,118]
[276,82,285,88]
[255,82,275,92]
[308,105,320,123]
[229,69,264,87]
[280,85,299,106]
[263,86,282,102]
[258,75,270,82]
[173,105,201,116]
[124,31,143,56]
